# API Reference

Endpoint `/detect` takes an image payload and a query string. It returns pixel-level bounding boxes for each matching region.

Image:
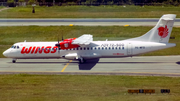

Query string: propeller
[62,34,64,41]
[55,37,61,54]
[55,34,64,54]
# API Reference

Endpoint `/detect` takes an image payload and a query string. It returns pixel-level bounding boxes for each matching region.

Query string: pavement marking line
[61,60,72,72]
[124,24,130,27]
[69,24,73,26]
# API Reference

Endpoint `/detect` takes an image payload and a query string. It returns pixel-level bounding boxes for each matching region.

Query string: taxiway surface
[0,56,180,76]
[0,18,180,26]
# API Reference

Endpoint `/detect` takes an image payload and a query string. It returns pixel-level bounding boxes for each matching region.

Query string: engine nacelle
[63,53,78,60]
[63,53,101,60]
[60,39,79,50]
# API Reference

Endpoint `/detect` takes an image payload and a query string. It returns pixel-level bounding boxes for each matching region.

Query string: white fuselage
[3,41,175,60]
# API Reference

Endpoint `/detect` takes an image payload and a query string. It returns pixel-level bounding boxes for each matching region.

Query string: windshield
[10,45,20,49]
[11,45,14,48]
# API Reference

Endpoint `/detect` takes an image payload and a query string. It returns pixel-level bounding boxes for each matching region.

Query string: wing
[72,34,93,46]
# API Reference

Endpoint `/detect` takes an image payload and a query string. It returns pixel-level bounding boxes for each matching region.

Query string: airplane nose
[3,50,9,57]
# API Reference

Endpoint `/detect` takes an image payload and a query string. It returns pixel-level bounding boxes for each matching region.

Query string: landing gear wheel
[12,59,16,63]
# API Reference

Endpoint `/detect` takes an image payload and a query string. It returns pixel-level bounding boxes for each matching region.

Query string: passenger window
[109,47,111,50]
[87,47,89,50]
[84,47,86,50]
[105,47,107,50]
[80,48,82,50]
[112,47,114,50]
[14,46,16,49]
[115,47,117,50]
[17,46,19,49]
[77,47,78,50]
[119,47,121,49]
[98,47,100,50]
[94,47,96,50]
[102,47,104,50]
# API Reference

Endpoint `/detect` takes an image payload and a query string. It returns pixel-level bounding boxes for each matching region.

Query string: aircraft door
[127,43,132,56]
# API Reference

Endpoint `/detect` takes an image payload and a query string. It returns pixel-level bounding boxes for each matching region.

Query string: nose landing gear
[12,59,17,63]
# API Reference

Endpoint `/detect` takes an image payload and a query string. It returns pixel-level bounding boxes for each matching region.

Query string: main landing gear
[78,58,86,64]
[12,59,17,63]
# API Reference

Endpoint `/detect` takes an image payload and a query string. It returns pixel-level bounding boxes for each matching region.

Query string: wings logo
[21,46,58,54]
[158,25,169,38]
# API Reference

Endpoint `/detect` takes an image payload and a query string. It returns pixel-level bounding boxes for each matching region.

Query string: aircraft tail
[126,14,176,43]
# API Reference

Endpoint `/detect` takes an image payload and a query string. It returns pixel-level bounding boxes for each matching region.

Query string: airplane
[3,14,176,63]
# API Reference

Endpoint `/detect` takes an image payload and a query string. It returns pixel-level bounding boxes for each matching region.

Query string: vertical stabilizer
[126,14,176,43]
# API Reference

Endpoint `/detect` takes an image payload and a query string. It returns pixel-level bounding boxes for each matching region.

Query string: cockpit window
[11,45,20,49]
[11,45,14,48]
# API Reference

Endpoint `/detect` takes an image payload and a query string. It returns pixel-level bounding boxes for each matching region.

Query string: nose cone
[3,50,9,57]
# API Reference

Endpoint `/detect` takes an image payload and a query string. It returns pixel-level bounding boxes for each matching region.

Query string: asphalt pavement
[1,56,180,76]
[0,18,180,26]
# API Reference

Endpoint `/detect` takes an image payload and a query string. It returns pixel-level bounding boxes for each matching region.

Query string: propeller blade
[58,37,59,43]
[55,37,60,47]
[58,47,60,54]
[62,34,64,41]
[55,37,61,54]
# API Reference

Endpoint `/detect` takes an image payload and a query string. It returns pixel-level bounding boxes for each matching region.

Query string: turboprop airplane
[3,14,176,63]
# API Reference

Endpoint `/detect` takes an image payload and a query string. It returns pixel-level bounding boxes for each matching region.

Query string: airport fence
[0,2,7,6]
[0,2,27,7]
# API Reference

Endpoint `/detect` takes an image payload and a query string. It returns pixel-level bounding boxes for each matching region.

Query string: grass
[0,5,180,18]
[0,74,180,101]
[0,6,4,9]
[1,26,180,58]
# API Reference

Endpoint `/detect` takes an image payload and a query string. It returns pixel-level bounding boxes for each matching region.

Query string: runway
[0,18,180,26]
[0,56,180,76]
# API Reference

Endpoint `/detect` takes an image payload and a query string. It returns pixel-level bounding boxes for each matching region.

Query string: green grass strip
[0,74,180,101]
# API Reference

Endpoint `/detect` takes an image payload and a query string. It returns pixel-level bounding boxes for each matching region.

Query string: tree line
[3,0,180,6]
[38,0,180,6]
